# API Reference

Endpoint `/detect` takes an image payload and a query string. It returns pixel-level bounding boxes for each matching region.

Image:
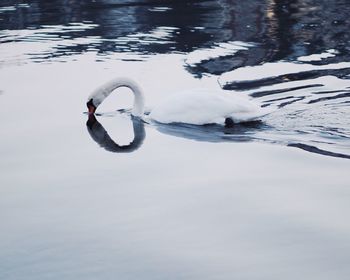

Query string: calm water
[1,1,350,279]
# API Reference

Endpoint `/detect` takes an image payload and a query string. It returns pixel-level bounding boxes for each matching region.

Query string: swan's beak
[87,99,96,114]
[88,104,96,114]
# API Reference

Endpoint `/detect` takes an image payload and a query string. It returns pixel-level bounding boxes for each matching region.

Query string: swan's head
[87,98,97,114]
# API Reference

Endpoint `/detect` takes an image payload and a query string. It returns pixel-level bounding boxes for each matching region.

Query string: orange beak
[87,100,96,114]
[87,105,96,114]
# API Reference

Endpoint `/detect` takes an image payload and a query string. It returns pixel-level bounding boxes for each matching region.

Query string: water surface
[1,1,350,279]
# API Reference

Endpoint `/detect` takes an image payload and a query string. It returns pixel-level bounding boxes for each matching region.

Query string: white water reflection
[185,41,254,66]
[297,49,338,62]
[0,22,99,65]
[116,26,179,46]
[148,7,173,12]
[219,60,350,85]
[0,24,181,65]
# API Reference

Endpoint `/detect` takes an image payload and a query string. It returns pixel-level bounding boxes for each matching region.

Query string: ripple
[0,6,16,13]
[0,22,100,65]
[197,50,350,159]
[288,143,350,159]
[115,26,179,46]
[219,61,350,88]
[0,23,180,65]
[148,7,172,12]
[185,41,254,66]
[297,49,338,62]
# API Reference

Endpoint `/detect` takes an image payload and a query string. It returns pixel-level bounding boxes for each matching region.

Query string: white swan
[87,77,270,125]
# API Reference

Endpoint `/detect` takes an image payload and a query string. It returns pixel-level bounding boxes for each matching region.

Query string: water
[1,1,350,279]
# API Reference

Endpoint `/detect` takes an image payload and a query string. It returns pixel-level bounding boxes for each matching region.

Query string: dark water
[1,1,350,280]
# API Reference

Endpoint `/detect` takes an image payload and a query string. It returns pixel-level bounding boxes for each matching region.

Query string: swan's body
[87,77,269,125]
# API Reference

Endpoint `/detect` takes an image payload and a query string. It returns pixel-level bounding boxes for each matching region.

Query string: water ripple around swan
[215,58,350,158]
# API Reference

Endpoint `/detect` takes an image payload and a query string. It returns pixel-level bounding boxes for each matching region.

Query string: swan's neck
[88,77,145,117]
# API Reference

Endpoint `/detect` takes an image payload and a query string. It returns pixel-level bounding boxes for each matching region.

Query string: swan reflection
[155,120,267,143]
[86,112,269,153]
[86,113,350,160]
[86,114,145,153]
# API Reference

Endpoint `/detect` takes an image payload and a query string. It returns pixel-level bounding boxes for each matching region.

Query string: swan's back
[149,89,267,125]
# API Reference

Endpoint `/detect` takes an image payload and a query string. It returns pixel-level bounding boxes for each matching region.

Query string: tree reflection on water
[1,0,349,72]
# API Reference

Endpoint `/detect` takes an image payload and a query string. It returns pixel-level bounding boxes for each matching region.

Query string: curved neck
[88,77,145,117]
[86,114,145,153]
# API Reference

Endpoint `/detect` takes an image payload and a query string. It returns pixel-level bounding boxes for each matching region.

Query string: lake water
[1,1,350,279]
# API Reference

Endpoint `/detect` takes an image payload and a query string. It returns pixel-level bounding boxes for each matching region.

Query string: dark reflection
[86,113,350,159]
[155,121,267,143]
[2,0,350,71]
[288,143,350,160]
[157,122,350,159]
[86,114,145,153]
[224,69,350,92]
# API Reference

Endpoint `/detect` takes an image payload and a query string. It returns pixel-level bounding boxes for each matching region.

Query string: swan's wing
[150,91,264,125]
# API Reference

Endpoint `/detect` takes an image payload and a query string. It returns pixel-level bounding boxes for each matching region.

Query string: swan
[86,77,270,125]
